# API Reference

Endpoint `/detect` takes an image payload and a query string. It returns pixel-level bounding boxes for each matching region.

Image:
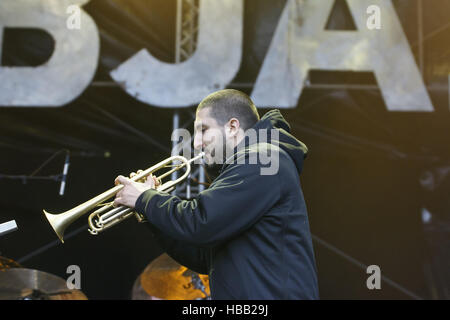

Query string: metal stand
[171,0,205,199]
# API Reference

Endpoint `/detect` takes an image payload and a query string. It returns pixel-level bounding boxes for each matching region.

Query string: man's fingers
[140,174,152,187]
[151,175,161,187]
[115,175,130,186]
[118,171,159,188]
[130,170,143,178]
[145,174,159,188]
[113,197,123,208]
[130,170,147,182]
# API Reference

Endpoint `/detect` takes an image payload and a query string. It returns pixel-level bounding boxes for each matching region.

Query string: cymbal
[131,275,154,300]
[0,256,22,270]
[0,268,87,300]
[139,253,210,300]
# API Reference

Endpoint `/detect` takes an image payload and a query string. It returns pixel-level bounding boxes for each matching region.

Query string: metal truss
[175,0,199,63]
[172,0,205,199]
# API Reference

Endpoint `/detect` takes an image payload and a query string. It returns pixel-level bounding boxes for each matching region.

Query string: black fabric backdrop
[1,0,449,299]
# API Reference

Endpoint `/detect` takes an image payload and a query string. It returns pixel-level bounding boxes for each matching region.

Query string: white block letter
[252,0,433,111]
[0,0,99,107]
[111,0,243,108]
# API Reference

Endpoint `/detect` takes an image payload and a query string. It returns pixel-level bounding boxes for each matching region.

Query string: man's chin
[204,153,222,167]
[205,162,222,172]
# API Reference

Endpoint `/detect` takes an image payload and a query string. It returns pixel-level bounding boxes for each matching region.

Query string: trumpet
[43,153,204,243]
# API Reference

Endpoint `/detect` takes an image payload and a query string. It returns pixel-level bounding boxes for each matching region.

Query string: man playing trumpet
[114,89,319,300]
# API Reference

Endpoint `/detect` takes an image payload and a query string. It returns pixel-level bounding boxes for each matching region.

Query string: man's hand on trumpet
[113,171,160,208]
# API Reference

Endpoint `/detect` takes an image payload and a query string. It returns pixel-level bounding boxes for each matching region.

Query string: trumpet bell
[43,210,65,244]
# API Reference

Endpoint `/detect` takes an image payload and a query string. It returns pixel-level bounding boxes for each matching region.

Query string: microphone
[59,152,70,196]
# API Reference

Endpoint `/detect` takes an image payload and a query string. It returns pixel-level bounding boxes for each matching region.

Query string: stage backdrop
[1,0,449,299]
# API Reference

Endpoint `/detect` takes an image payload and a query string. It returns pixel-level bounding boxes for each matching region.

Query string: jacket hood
[235,109,308,175]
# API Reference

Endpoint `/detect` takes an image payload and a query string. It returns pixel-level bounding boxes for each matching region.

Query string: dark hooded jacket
[135,109,319,300]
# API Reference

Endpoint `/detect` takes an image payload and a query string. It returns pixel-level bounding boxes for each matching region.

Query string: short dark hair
[197,89,260,131]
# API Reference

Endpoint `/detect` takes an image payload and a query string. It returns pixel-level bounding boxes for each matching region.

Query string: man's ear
[227,118,240,136]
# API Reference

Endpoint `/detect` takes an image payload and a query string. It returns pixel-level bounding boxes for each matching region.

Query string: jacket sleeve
[145,223,210,275]
[135,160,280,247]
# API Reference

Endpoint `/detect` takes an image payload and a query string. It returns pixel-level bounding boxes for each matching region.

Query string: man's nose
[193,133,203,151]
